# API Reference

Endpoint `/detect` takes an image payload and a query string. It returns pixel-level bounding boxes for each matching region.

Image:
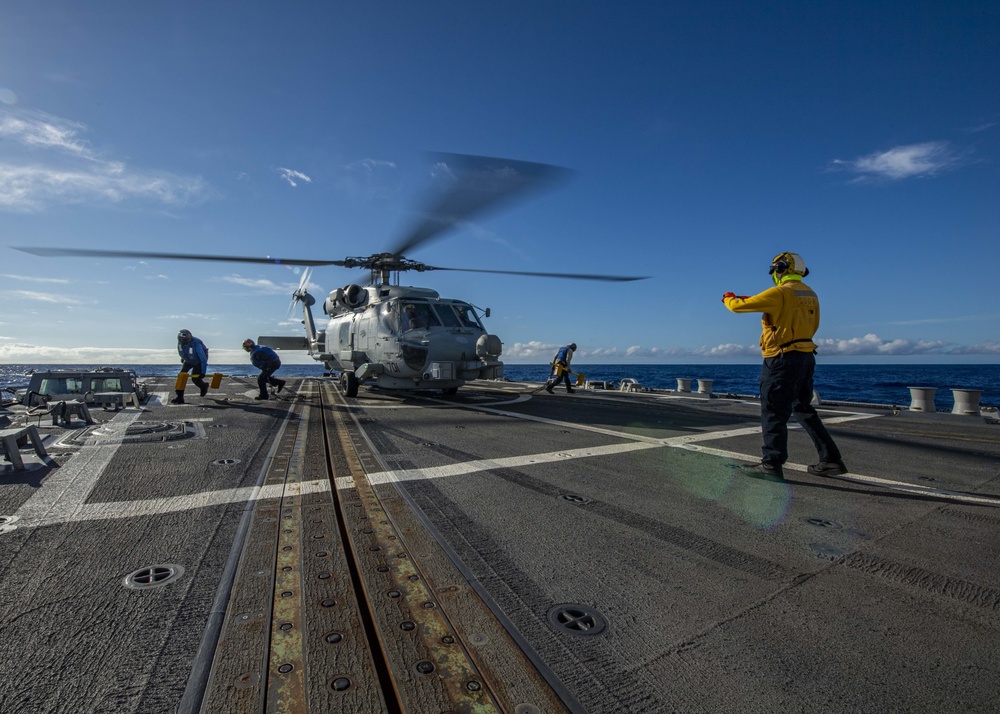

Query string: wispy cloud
[0,108,213,212]
[1,289,84,304]
[829,141,963,181]
[155,313,218,321]
[337,158,399,201]
[222,275,291,294]
[0,273,70,284]
[277,167,312,187]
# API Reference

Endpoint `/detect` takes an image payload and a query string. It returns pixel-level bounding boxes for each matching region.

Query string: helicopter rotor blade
[12,246,344,267]
[390,153,572,258]
[426,265,648,282]
[287,266,314,318]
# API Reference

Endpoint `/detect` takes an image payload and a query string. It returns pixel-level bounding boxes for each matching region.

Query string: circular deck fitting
[0,516,18,526]
[803,517,843,530]
[558,493,592,505]
[546,603,608,637]
[330,676,352,692]
[414,661,436,675]
[212,458,241,466]
[69,421,200,445]
[124,564,185,589]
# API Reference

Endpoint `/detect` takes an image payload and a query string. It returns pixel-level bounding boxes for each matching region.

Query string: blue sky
[1,1,998,365]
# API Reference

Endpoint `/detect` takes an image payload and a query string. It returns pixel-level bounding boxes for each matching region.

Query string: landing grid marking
[5,392,997,533]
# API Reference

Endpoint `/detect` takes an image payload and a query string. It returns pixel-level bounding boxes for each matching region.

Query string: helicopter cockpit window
[378,303,398,335]
[400,302,439,332]
[433,304,462,328]
[454,304,483,329]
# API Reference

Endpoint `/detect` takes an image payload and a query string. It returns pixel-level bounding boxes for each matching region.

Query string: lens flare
[0,88,18,105]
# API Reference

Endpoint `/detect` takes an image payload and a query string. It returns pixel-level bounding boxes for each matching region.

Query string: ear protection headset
[769,252,809,282]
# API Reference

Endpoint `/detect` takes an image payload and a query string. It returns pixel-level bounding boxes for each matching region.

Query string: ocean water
[1,363,996,409]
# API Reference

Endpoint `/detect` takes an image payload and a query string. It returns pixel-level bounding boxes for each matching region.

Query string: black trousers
[258,367,278,395]
[546,362,573,391]
[759,351,841,466]
[180,361,208,389]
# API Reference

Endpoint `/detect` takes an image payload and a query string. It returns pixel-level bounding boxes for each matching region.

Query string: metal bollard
[907,387,937,413]
[676,378,692,393]
[697,379,713,396]
[950,388,982,416]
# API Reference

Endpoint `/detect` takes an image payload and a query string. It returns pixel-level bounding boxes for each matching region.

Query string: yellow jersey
[724,279,820,357]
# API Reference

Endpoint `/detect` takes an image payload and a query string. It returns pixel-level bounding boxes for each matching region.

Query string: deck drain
[558,493,592,505]
[546,603,608,637]
[212,458,242,466]
[124,564,185,589]
[803,518,843,530]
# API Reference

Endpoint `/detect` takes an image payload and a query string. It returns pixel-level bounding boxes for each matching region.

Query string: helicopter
[14,153,648,397]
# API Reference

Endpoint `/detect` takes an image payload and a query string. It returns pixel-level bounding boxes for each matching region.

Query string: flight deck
[1,376,998,713]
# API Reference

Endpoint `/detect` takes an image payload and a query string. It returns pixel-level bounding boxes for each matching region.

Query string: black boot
[170,390,185,404]
[275,379,286,394]
[255,394,269,401]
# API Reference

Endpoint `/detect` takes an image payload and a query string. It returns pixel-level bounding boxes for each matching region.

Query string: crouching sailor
[243,339,286,401]
[173,329,210,404]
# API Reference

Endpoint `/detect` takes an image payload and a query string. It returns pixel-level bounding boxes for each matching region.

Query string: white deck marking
[13,408,145,525]
[21,479,332,528]
[9,389,994,531]
[358,401,999,507]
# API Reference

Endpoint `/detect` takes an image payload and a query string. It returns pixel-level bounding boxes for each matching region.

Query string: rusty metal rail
[199,380,566,712]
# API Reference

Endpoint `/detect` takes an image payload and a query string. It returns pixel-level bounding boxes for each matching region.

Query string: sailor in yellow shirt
[722,252,847,480]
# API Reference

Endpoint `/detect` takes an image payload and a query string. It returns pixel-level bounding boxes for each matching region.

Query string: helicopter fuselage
[265,283,503,394]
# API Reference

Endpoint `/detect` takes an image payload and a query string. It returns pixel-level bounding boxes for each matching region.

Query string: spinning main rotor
[14,153,649,285]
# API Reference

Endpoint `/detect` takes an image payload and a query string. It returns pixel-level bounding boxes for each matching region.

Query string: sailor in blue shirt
[242,339,286,401]
[545,343,577,394]
[173,329,210,404]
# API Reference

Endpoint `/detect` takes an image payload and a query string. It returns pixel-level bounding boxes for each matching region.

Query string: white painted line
[13,409,144,526]
[361,441,665,487]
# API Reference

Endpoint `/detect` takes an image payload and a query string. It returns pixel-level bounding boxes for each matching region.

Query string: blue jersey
[555,345,574,364]
[178,337,209,372]
[250,345,281,371]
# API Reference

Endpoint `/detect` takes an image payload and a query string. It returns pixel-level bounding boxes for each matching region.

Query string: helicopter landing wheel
[340,371,359,398]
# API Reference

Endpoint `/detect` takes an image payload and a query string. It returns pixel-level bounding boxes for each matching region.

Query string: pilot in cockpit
[401,304,427,331]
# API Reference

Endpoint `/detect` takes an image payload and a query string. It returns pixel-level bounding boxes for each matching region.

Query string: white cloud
[816,333,947,355]
[949,340,1000,355]
[830,141,962,181]
[502,341,560,360]
[1,289,84,304]
[222,274,298,295]
[337,158,399,201]
[0,108,213,212]
[277,167,312,187]
[0,110,96,159]
[156,313,218,321]
[0,273,70,284]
